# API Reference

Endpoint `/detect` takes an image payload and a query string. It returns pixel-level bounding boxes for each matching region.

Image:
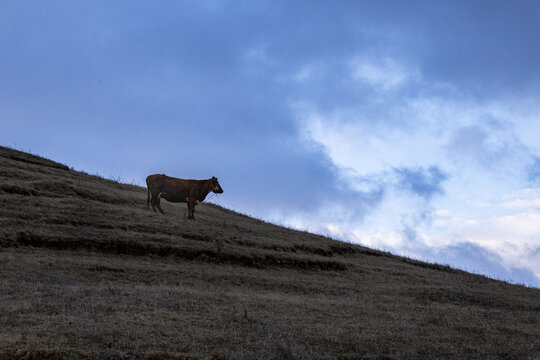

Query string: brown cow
[146,174,223,219]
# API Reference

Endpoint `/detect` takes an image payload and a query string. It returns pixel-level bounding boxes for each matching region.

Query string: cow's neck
[198,180,213,202]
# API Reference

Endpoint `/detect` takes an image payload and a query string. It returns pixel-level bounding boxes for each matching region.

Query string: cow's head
[210,176,224,193]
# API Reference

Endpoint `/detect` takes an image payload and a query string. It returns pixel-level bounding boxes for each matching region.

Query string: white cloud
[245,45,270,64]
[351,229,405,249]
[287,56,540,285]
[434,212,540,279]
[243,44,276,75]
[293,64,320,83]
[503,188,540,210]
[349,56,419,92]
[487,98,540,155]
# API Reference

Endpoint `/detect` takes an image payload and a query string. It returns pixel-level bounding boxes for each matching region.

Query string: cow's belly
[161,192,188,203]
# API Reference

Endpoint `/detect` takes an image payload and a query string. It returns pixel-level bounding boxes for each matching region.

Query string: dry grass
[1,145,540,359]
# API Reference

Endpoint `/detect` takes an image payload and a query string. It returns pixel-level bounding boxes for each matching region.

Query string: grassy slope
[1,145,539,360]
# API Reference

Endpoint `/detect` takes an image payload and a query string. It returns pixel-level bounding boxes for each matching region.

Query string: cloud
[430,211,540,282]
[321,191,540,288]
[243,43,276,70]
[416,242,540,287]
[267,181,386,237]
[395,166,447,200]
[287,54,540,286]
[293,63,324,83]
[349,56,419,92]
[502,189,540,213]
[447,125,489,160]
[527,156,540,184]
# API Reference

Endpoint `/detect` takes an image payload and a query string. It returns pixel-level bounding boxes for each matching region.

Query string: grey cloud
[527,156,540,185]
[395,166,447,200]
[446,124,514,168]
[414,242,540,288]
[447,125,490,161]
[450,125,487,150]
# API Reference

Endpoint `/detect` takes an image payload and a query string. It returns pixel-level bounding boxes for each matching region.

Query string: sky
[2,0,540,287]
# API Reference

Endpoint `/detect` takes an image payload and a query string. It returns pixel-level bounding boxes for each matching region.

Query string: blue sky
[2,1,540,287]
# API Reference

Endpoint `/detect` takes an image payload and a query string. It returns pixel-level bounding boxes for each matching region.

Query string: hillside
[1,145,540,360]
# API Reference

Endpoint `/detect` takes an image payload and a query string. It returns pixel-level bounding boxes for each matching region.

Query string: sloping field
[1,145,540,359]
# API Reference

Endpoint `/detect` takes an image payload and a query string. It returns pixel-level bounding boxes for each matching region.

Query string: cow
[146,174,223,220]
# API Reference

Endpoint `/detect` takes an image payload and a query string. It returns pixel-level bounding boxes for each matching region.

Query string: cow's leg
[187,199,195,220]
[149,190,157,212]
[155,192,165,214]
[155,198,165,214]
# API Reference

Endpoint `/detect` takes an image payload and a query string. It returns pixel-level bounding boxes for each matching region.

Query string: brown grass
[1,145,540,359]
